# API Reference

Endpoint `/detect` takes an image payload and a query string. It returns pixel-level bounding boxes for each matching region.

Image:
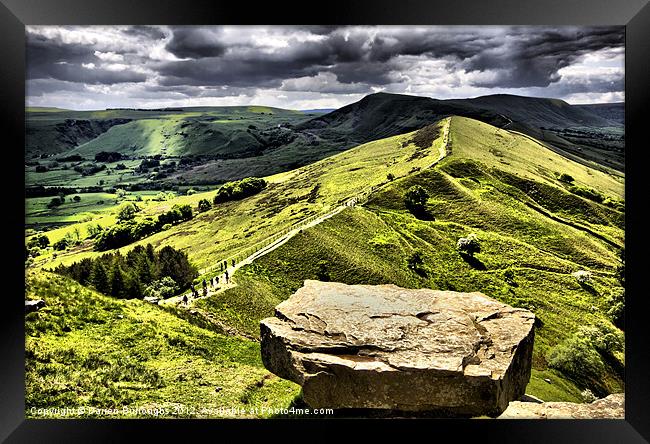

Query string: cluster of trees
[94,203,193,251]
[94,151,124,162]
[213,177,266,204]
[54,244,198,299]
[74,163,107,176]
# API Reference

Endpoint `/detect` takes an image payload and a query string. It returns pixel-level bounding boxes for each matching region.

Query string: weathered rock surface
[499,393,625,419]
[260,280,535,417]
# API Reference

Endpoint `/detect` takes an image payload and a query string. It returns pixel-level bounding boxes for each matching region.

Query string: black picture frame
[2,0,649,441]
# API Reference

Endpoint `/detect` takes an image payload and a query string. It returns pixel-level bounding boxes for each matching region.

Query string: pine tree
[110,265,126,298]
[90,260,110,294]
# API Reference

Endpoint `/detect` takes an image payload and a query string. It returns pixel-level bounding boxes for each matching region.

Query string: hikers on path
[183,294,188,305]
[225,270,229,284]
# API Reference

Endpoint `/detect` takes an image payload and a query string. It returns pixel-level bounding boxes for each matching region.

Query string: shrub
[581,389,597,403]
[569,185,604,203]
[558,173,575,183]
[387,173,395,181]
[605,288,624,328]
[86,224,103,239]
[186,189,196,196]
[35,165,48,173]
[53,238,69,251]
[547,322,623,392]
[197,199,212,213]
[143,277,179,300]
[457,234,481,257]
[404,185,429,217]
[572,270,593,285]
[407,251,426,276]
[213,177,267,204]
[72,195,81,202]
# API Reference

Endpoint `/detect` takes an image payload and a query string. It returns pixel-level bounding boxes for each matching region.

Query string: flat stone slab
[260,280,535,416]
[499,393,624,419]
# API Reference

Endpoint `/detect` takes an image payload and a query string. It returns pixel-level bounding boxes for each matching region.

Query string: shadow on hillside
[460,254,487,271]
[579,282,600,297]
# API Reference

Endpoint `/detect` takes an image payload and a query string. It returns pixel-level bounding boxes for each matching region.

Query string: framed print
[2,0,649,441]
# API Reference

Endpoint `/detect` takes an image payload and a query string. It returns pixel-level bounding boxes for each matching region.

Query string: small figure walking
[216,276,219,285]
[183,294,188,305]
[224,270,229,284]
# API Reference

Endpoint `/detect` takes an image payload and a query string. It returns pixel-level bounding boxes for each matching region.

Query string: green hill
[26,116,624,415]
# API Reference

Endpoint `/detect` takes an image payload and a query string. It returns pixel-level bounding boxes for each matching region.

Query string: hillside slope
[28,116,624,413]
[25,271,299,418]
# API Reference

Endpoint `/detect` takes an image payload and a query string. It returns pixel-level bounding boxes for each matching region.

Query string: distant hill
[298,93,624,172]
[575,103,624,125]
[296,92,509,145]
[457,94,615,129]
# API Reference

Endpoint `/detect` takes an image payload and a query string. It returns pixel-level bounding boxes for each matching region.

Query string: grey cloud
[26,29,148,85]
[165,27,226,58]
[26,25,626,109]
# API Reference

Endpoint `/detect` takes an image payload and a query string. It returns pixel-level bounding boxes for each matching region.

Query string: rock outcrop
[499,393,624,419]
[260,280,535,417]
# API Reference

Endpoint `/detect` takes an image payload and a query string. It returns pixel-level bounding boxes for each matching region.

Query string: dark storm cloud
[165,27,227,58]
[154,26,623,90]
[121,25,168,40]
[26,29,148,85]
[464,26,625,88]
[25,25,625,109]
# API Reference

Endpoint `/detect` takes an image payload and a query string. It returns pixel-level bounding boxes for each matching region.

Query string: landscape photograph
[24,25,625,419]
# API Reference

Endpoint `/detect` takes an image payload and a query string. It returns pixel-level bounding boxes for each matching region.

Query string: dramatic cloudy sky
[26,25,625,110]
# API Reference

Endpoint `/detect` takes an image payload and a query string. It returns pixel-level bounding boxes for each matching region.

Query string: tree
[47,197,63,208]
[456,234,481,257]
[155,246,198,290]
[110,265,127,298]
[53,238,69,251]
[404,185,430,218]
[198,199,212,213]
[73,195,81,202]
[117,202,138,221]
[90,260,110,294]
[28,234,50,249]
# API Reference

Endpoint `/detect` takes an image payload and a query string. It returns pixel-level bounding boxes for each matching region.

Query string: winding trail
[159,118,451,324]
